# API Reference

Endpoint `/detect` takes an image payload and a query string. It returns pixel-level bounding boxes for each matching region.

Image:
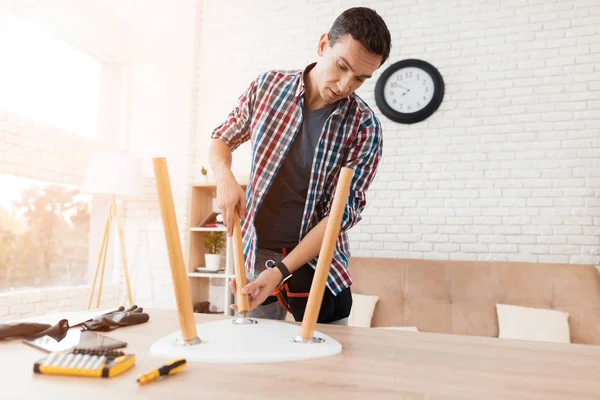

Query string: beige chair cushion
[348,293,379,327]
[496,303,570,344]
[376,326,419,332]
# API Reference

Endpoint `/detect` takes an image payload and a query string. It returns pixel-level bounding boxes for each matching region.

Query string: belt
[261,295,279,306]
[260,246,295,308]
[263,247,295,256]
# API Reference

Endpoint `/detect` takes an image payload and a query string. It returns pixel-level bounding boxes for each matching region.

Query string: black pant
[281,264,353,324]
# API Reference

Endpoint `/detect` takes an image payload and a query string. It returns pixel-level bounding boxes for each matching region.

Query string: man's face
[314,33,383,104]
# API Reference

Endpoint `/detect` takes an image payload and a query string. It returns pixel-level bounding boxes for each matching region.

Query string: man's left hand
[230,267,283,313]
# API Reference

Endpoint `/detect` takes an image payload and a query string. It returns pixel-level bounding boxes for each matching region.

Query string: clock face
[383,67,435,114]
[374,59,445,124]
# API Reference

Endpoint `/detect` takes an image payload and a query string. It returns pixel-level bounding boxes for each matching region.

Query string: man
[209,7,391,325]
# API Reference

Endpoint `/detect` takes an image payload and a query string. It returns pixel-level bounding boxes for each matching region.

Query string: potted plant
[199,166,208,183]
[204,231,225,271]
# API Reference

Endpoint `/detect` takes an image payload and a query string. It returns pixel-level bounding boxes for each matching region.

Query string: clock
[374,59,444,124]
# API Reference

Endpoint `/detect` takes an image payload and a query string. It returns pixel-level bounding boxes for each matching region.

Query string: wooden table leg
[298,167,354,341]
[232,211,249,316]
[153,157,200,344]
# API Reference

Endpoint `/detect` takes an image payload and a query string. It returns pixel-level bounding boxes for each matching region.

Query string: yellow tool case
[33,348,135,378]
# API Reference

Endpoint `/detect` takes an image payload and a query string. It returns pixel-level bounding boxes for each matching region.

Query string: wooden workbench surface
[3,309,600,399]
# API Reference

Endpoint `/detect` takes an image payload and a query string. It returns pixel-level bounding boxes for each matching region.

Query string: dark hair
[328,7,392,66]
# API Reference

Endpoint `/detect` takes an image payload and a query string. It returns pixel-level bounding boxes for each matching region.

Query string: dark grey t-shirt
[255,102,336,248]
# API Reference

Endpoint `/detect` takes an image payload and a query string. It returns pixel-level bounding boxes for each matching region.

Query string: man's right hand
[228,267,282,314]
[216,172,246,236]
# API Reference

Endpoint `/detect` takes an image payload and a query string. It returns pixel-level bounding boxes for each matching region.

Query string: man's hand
[229,268,283,313]
[216,172,246,236]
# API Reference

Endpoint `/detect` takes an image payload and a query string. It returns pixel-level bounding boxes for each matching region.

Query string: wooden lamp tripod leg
[295,167,354,343]
[96,208,113,308]
[116,210,134,306]
[88,204,111,310]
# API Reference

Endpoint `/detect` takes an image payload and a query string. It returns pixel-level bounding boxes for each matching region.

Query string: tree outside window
[0,175,90,291]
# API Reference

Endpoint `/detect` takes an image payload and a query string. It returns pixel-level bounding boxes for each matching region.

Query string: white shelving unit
[187,182,246,316]
[190,227,227,232]
[188,272,234,279]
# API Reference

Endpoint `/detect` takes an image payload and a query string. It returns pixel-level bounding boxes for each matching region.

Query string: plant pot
[205,254,222,271]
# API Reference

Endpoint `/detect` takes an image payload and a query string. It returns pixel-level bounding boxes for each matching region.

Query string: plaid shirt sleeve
[210,77,258,151]
[337,116,383,232]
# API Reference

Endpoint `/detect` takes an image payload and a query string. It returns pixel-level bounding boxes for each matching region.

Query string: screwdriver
[136,358,187,385]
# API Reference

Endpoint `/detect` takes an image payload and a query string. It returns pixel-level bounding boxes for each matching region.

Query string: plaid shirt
[211,65,382,295]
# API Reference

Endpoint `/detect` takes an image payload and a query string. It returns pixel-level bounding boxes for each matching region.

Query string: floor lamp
[81,151,144,309]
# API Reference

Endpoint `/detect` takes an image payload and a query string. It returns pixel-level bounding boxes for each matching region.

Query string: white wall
[121,0,198,309]
[195,0,600,268]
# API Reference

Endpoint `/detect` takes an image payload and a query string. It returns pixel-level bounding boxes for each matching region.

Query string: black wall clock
[374,59,444,124]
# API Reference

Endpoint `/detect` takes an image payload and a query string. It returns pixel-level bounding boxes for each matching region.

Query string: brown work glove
[81,305,149,332]
[0,319,69,341]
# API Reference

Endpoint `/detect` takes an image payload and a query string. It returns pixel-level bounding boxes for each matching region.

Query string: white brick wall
[195,0,600,267]
[0,284,121,322]
[120,0,197,309]
[0,112,114,184]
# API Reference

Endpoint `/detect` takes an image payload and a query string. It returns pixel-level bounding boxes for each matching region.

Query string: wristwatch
[267,261,292,285]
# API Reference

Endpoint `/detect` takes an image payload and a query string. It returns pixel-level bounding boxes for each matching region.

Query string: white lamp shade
[81,151,144,197]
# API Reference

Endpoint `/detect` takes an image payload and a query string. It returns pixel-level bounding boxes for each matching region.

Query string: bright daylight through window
[0,18,99,291]
[0,175,91,291]
[0,17,101,139]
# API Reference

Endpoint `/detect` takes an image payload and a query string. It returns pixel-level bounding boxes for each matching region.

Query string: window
[0,18,101,139]
[0,174,91,291]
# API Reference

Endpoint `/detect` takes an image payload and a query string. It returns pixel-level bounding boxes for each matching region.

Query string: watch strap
[272,261,292,283]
